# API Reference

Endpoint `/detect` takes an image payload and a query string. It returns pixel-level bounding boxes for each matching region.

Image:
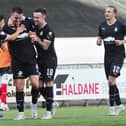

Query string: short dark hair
[34,8,47,15]
[0,15,4,21]
[107,5,117,14]
[12,7,23,14]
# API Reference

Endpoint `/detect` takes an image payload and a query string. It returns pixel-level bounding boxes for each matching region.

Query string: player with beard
[29,8,57,119]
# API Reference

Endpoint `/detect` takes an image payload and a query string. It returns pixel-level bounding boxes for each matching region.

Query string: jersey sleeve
[23,17,35,32]
[98,24,102,37]
[45,31,55,44]
[3,24,14,34]
[0,31,8,43]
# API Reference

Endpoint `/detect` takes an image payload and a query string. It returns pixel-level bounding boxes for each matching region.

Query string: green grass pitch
[0,106,126,126]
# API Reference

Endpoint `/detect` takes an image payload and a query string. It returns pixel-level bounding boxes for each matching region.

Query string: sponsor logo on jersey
[103,36,115,44]
[104,36,115,41]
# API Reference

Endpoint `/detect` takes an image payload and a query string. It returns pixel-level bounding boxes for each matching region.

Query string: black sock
[31,87,39,104]
[40,87,46,99]
[109,85,115,106]
[16,92,24,112]
[46,87,53,111]
[114,85,122,105]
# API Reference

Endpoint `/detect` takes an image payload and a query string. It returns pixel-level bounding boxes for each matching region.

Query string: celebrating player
[3,7,40,120]
[29,8,57,119]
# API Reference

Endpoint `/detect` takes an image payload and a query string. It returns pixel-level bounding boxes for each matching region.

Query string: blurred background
[1,0,126,37]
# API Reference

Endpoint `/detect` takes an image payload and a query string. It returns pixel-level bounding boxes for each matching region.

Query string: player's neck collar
[107,19,117,26]
[40,22,47,29]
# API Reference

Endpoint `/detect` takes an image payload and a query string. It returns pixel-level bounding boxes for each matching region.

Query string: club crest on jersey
[101,27,105,31]
[47,32,53,39]
[49,32,52,36]
[40,31,43,36]
[114,27,118,32]
[32,25,35,29]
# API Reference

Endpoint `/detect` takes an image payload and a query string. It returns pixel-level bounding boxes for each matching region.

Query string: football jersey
[0,30,7,41]
[98,20,126,56]
[3,17,36,61]
[35,23,57,61]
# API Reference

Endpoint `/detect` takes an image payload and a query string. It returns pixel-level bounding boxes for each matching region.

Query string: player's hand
[32,35,40,43]
[115,40,125,46]
[96,37,102,46]
[29,31,36,36]
[29,31,38,43]
[17,25,25,33]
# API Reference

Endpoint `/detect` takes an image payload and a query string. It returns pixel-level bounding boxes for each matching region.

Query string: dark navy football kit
[3,17,39,79]
[35,23,57,82]
[98,20,126,79]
